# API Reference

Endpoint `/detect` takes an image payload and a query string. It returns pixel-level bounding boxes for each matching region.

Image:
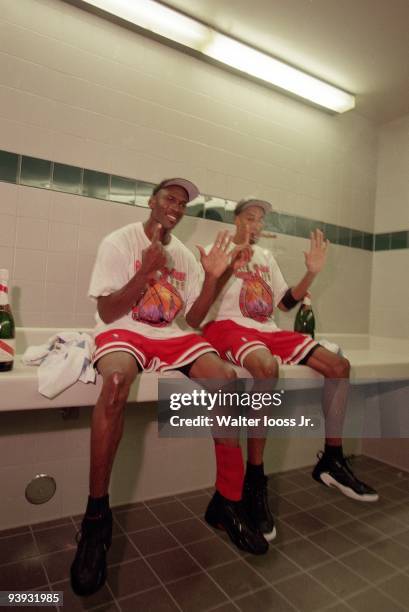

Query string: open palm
[304,229,329,274]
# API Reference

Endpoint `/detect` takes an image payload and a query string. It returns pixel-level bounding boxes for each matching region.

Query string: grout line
[341,569,409,610]
[144,498,244,611]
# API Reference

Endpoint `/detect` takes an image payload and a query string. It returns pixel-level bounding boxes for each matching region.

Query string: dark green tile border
[0,150,18,183]
[1,149,407,253]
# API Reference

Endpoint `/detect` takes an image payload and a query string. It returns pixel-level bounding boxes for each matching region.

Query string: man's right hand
[140,224,167,279]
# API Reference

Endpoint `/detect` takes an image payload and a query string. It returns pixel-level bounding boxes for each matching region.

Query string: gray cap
[234,198,272,216]
[152,178,200,202]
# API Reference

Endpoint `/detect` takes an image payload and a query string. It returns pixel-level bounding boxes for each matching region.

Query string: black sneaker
[243,476,277,542]
[312,452,379,502]
[204,491,268,555]
[70,510,113,596]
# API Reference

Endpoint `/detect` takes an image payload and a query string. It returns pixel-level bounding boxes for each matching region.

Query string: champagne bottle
[294,295,315,339]
[0,269,15,372]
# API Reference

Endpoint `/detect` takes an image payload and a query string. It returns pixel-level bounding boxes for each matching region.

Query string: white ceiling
[163,0,409,124]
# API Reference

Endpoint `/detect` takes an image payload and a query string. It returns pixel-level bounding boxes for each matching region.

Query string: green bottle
[0,269,15,372]
[294,295,315,339]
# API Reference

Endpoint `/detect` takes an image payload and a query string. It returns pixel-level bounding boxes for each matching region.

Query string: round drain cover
[25,474,57,505]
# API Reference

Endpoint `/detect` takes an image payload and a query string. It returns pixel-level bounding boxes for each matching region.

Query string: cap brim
[235,199,272,215]
[162,178,200,202]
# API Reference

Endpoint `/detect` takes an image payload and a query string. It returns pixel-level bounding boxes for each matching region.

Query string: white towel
[22,332,96,399]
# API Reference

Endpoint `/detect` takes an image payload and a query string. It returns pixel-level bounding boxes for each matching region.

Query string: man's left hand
[304,229,329,274]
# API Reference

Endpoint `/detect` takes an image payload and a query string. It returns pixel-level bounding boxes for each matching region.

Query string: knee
[253,360,279,380]
[102,371,131,412]
[328,357,350,379]
[220,364,237,382]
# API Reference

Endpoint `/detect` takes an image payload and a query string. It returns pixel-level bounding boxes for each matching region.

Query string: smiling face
[235,205,266,244]
[148,185,189,230]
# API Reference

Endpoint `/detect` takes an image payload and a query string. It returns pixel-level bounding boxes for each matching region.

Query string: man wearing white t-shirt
[70,180,268,598]
[187,198,378,543]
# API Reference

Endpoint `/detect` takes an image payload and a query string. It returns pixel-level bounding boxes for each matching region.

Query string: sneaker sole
[263,526,277,542]
[319,472,379,502]
[204,515,268,555]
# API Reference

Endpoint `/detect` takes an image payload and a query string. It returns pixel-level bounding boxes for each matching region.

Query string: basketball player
[187,198,378,543]
[70,180,268,598]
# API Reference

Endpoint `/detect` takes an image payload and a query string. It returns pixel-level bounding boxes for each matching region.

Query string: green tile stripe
[0,148,401,252]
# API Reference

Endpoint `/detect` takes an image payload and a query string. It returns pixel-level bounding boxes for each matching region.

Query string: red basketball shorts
[203,320,319,366]
[93,328,217,372]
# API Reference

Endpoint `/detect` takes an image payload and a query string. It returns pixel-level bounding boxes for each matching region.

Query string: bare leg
[90,352,139,497]
[242,348,279,464]
[188,353,268,554]
[189,352,239,448]
[304,347,350,444]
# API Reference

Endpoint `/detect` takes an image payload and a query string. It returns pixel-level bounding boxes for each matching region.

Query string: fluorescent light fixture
[84,0,210,48]
[81,0,355,113]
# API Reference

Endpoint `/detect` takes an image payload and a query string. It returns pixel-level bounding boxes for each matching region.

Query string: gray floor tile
[118,586,178,612]
[278,538,332,570]
[167,572,228,611]
[129,525,179,556]
[107,534,140,567]
[167,517,214,545]
[0,557,48,591]
[145,547,202,583]
[346,585,406,612]
[277,572,338,611]
[52,577,114,611]
[114,507,159,533]
[107,557,159,598]
[339,547,397,582]
[368,537,409,569]
[186,535,238,569]
[245,546,301,583]
[282,511,327,536]
[33,524,77,555]
[209,559,265,599]
[0,532,38,565]
[150,500,195,524]
[309,559,368,598]
[235,586,294,611]
[283,490,323,510]
[180,494,211,516]
[308,528,361,557]
[376,572,409,609]
[337,520,384,546]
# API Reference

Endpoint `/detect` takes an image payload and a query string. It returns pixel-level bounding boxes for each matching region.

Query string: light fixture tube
[81,0,355,113]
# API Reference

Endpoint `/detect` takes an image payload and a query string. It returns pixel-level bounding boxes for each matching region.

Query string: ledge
[1,329,409,412]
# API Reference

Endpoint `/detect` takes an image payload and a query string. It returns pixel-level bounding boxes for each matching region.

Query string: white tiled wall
[0,0,377,332]
[365,115,409,466]
[0,0,382,527]
[0,181,373,334]
[370,112,409,339]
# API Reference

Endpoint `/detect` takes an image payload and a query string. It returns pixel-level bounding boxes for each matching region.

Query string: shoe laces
[248,477,269,512]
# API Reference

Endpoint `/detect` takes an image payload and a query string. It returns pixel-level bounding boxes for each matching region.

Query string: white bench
[2,328,409,412]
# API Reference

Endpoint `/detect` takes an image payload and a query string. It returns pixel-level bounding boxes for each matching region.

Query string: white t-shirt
[88,222,202,338]
[203,243,288,332]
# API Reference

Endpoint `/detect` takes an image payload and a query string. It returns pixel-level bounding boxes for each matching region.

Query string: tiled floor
[1,455,409,612]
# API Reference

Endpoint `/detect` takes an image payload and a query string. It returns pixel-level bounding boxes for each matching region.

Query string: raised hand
[304,229,329,274]
[197,230,233,279]
[141,223,167,279]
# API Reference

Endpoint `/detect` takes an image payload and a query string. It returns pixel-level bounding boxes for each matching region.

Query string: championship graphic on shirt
[131,262,185,327]
[237,264,274,323]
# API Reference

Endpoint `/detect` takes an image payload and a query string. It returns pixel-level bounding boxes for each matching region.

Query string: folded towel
[22,332,96,398]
